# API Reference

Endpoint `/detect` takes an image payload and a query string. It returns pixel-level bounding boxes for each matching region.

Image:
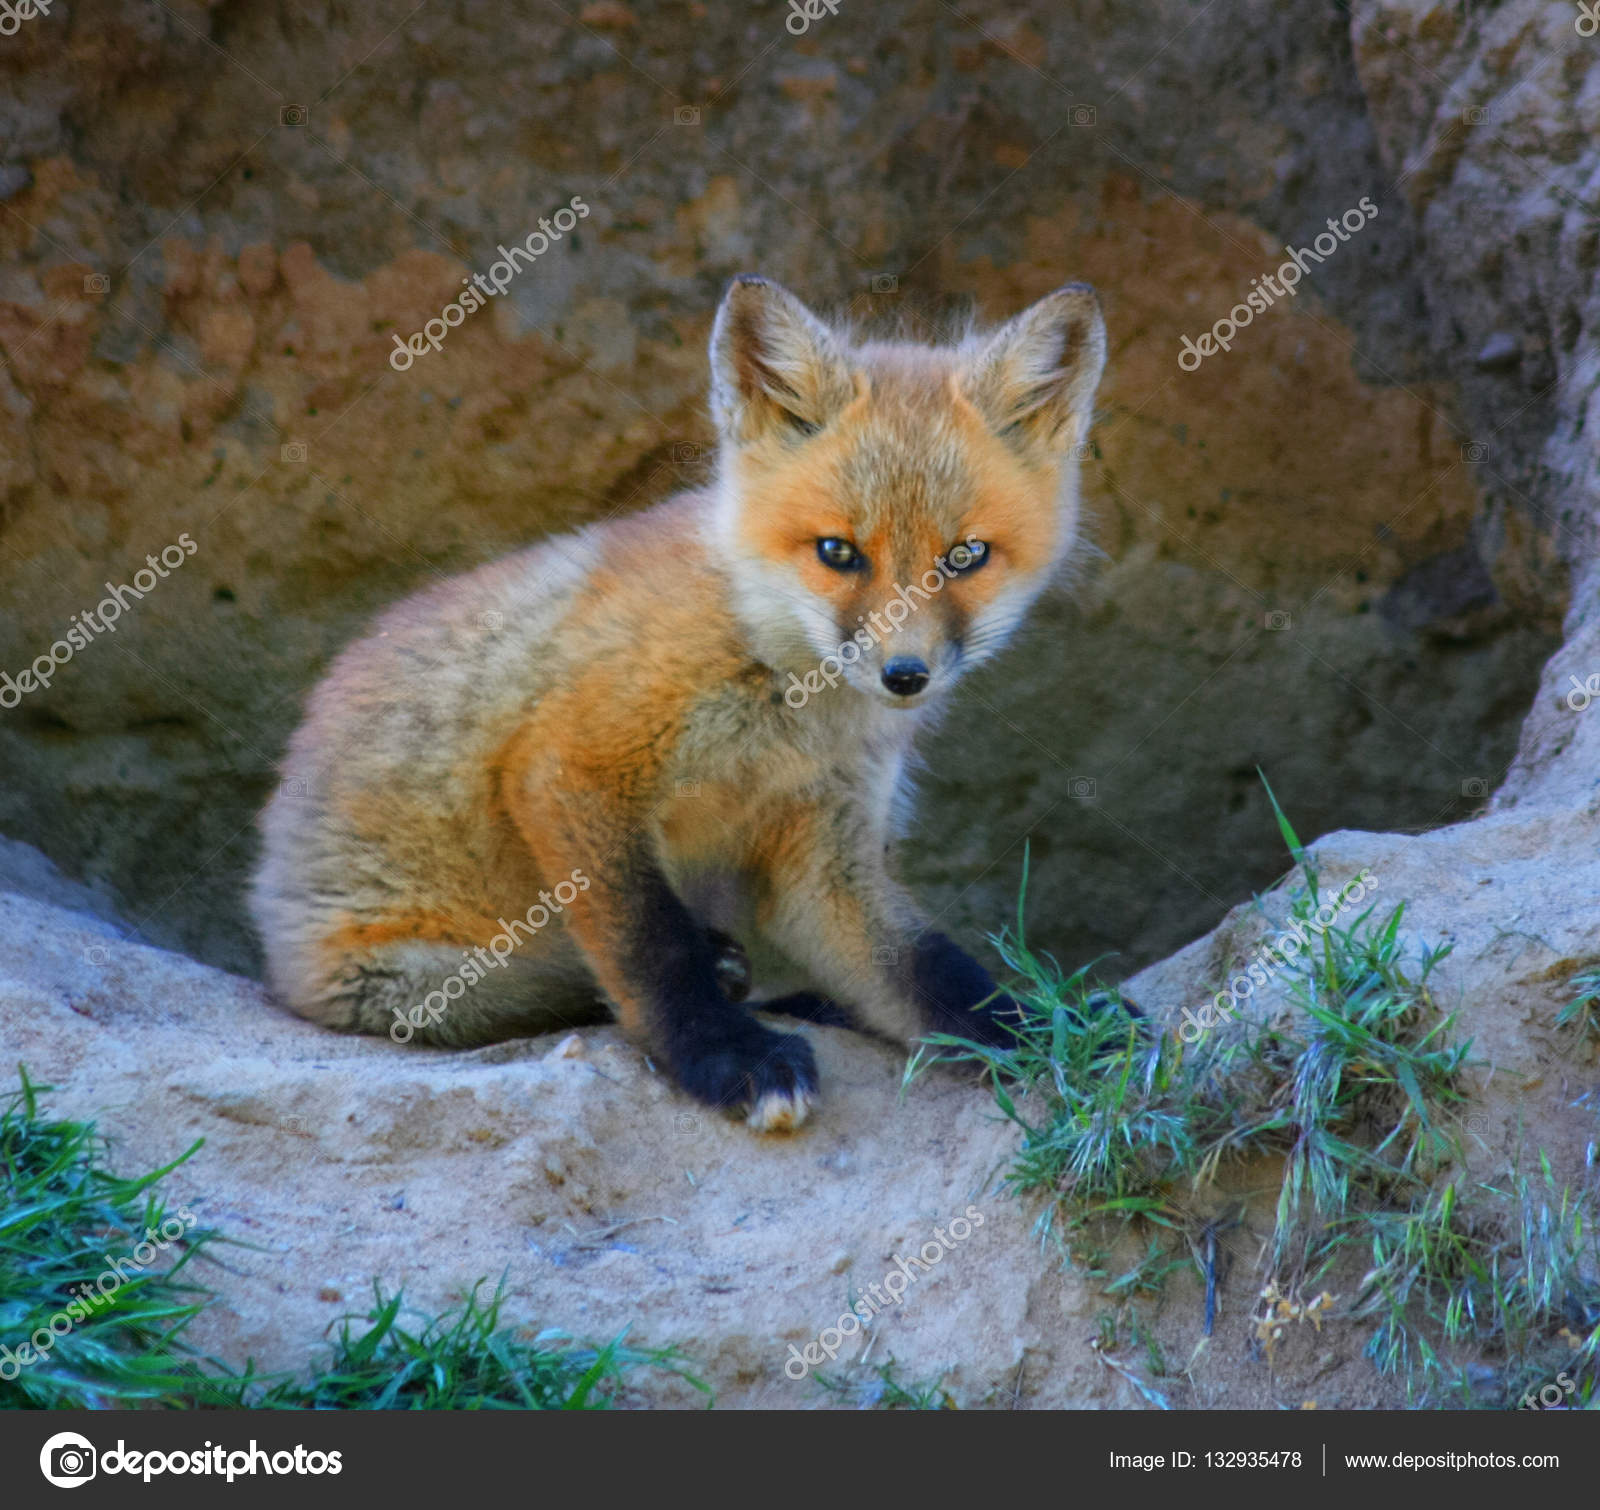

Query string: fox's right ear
[709,276,856,445]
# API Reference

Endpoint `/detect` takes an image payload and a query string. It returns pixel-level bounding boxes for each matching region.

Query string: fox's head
[706,276,1106,709]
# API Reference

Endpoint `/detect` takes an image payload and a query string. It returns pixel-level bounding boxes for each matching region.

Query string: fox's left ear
[958,284,1106,454]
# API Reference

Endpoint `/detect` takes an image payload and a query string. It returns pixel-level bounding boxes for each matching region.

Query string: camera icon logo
[872,945,899,965]
[672,442,700,463]
[83,273,110,295]
[40,1432,97,1487]
[82,945,109,966]
[479,610,505,631]
[674,105,700,125]
[279,104,308,126]
[869,273,898,294]
[1068,776,1097,800]
[676,779,701,797]
[1463,106,1487,125]
[1264,610,1292,631]
[1460,777,1489,799]
[280,441,308,463]
[1461,441,1488,463]
[1070,104,1097,126]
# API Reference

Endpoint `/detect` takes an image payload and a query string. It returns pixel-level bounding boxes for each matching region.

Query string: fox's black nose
[881,657,930,697]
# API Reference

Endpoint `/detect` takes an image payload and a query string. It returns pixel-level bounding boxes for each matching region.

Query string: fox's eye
[817,537,863,571]
[945,540,990,575]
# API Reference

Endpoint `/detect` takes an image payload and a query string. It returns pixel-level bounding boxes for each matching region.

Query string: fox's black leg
[1084,988,1146,1028]
[507,771,816,1130]
[909,933,1148,1048]
[622,876,817,1130]
[908,931,1027,1048]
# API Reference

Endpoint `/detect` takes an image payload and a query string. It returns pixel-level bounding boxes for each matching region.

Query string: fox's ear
[959,284,1106,454]
[709,276,856,445]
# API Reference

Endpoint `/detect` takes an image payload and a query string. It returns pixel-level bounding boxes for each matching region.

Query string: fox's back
[252,492,752,943]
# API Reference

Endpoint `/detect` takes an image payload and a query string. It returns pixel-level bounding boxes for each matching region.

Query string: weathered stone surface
[2,872,1123,1408]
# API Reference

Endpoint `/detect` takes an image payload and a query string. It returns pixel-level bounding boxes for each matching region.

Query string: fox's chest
[652,742,835,862]
[655,727,909,883]
[652,676,919,924]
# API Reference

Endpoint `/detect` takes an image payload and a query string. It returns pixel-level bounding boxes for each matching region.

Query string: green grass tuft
[908,825,1465,1269]
[916,782,1599,1403]
[0,1069,706,1411]
[1560,970,1600,1037]
[1263,898,1465,1267]
[0,1065,236,1409]
[1355,1157,1600,1400]
[255,1279,708,1410]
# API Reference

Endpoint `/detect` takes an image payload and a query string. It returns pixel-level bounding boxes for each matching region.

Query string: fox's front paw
[673,1015,818,1132]
[944,989,1145,1050]
[912,931,1026,1049]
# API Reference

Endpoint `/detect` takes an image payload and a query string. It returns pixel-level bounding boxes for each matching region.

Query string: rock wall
[0,0,1577,978]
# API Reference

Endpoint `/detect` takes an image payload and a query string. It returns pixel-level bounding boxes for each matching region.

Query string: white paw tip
[747,1086,813,1133]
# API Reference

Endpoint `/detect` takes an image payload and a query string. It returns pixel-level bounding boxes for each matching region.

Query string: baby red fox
[252,276,1107,1131]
